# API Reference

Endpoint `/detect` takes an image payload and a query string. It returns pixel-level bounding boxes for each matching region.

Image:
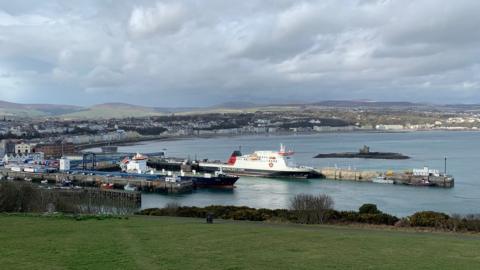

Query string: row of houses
[0,140,75,158]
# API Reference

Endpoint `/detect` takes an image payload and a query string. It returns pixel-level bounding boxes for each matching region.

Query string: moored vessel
[200,144,321,179]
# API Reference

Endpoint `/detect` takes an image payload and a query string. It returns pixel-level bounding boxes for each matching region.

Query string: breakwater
[318,167,454,188]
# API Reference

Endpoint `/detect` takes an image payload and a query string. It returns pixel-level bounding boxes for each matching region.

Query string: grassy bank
[0,215,479,269]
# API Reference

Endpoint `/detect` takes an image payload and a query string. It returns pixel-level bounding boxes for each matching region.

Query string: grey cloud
[0,0,480,106]
[128,2,189,38]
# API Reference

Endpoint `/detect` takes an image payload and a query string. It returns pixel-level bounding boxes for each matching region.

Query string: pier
[0,169,193,194]
[318,167,454,188]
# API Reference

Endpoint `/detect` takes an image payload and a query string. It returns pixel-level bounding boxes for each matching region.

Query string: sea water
[99,131,480,216]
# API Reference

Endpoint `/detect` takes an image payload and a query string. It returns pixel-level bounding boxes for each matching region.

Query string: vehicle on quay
[101,183,114,189]
[124,183,137,191]
[372,176,394,184]
[199,144,321,179]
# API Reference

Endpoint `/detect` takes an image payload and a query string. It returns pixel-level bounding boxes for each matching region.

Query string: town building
[35,142,75,158]
[1,140,18,155]
[15,142,35,154]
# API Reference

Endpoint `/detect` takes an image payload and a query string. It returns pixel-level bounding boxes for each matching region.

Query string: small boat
[124,183,137,191]
[372,176,394,184]
[24,177,32,182]
[101,183,114,189]
[61,179,73,187]
[413,179,435,187]
[40,179,48,184]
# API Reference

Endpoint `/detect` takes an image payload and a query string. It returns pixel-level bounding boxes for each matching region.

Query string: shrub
[359,204,381,214]
[0,182,20,212]
[164,202,181,216]
[358,213,399,225]
[395,218,410,227]
[409,211,449,227]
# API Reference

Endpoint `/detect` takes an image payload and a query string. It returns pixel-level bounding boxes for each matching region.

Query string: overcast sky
[0,0,480,107]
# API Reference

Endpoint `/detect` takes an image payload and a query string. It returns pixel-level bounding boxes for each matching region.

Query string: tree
[290,193,334,224]
[359,203,381,214]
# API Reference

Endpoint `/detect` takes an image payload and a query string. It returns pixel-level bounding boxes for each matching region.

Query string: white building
[15,143,35,154]
[59,157,70,171]
[413,167,440,177]
[375,124,404,131]
[3,152,44,164]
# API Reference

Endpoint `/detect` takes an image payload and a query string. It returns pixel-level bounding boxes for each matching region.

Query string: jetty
[0,169,193,194]
[317,167,454,188]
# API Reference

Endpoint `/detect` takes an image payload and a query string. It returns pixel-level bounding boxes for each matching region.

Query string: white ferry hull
[199,163,321,179]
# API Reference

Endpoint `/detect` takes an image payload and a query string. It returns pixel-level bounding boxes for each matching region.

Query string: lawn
[0,215,479,270]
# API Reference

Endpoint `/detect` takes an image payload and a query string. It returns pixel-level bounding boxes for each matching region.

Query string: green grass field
[0,215,479,270]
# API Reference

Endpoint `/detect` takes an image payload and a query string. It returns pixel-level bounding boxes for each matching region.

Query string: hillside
[2,99,480,119]
[0,215,478,270]
[0,100,83,117]
[61,103,165,119]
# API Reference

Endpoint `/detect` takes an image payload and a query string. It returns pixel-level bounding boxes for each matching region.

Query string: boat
[101,183,114,189]
[372,176,394,184]
[24,177,32,182]
[199,144,321,179]
[314,145,410,160]
[61,179,73,187]
[412,179,436,187]
[40,179,48,184]
[124,183,137,191]
[183,171,239,188]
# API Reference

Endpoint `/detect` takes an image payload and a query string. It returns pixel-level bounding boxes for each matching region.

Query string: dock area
[318,167,454,188]
[0,169,193,194]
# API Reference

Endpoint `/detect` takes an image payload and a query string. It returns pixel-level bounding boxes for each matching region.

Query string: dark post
[206,212,213,224]
[444,156,447,175]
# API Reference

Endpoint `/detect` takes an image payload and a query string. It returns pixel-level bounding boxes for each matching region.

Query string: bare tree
[290,193,334,224]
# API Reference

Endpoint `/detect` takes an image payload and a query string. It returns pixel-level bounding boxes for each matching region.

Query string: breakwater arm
[317,167,454,188]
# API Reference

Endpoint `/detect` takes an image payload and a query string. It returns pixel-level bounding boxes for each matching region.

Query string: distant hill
[0,100,83,117]
[210,101,259,109]
[61,103,164,119]
[310,100,421,108]
[1,99,479,119]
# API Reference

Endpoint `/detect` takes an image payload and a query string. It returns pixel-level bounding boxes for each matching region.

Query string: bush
[0,182,42,212]
[358,213,399,225]
[409,211,449,227]
[165,202,181,216]
[0,181,20,212]
[359,204,381,214]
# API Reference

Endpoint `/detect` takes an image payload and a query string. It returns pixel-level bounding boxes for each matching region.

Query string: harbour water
[100,131,480,216]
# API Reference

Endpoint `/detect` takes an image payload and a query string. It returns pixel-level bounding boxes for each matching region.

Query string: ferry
[199,144,321,179]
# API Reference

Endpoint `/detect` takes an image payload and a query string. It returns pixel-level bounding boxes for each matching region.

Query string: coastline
[78,128,480,151]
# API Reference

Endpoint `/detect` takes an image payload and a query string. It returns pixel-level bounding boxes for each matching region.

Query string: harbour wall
[0,169,193,193]
[318,167,454,188]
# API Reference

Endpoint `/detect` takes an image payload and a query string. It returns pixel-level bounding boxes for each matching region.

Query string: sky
[0,0,480,107]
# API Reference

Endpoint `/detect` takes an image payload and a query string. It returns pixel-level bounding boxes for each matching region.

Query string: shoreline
[79,128,480,151]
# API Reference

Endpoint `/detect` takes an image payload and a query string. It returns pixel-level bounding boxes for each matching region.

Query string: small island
[314,145,410,160]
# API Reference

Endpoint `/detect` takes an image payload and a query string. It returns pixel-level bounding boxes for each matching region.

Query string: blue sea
[99,131,480,216]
